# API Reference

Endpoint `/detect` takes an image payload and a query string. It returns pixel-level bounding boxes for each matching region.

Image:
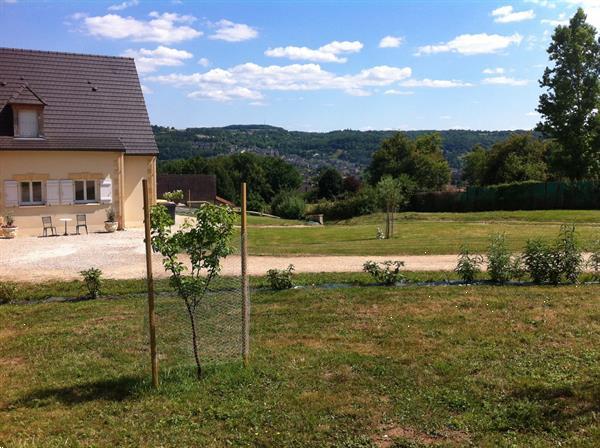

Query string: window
[19,181,43,205]
[75,180,97,203]
[17,109,39,138]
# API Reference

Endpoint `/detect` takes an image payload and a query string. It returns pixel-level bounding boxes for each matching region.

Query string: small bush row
[456,225,595,285]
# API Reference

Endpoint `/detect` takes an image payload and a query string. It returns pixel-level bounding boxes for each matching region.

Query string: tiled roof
[0,48,158,155]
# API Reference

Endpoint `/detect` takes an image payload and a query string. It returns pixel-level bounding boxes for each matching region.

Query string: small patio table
[59,218,72,236]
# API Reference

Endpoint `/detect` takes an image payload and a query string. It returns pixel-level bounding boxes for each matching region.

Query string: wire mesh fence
[144,276,243,372]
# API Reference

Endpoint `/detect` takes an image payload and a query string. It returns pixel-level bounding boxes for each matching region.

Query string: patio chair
[75,214,88,235]
[42,216,57,237]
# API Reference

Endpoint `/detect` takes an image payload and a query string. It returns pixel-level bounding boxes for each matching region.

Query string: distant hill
[153,125,531,178]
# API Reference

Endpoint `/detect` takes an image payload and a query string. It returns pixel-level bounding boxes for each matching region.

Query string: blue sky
[1,0,598,131]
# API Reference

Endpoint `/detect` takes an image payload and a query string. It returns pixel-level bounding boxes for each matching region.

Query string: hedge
[410,181,600,212]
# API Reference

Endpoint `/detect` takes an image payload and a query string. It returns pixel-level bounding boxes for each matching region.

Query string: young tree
[376,175,415,239]
[151,203,235,379]
[537,8,600,180]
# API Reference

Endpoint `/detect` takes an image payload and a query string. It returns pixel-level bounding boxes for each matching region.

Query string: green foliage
[461,134,550,186]
[362,260,405,285]
[312,186,378,221]
[105,207,116,222]
[266,264,295,290]
[587,238,600,280]
[455,247,483,283]
[80,268,102,299]
[376,175,415,211]
[247,190,268,213]
[523,225,582,285]
[162,190,184,203]
[151,203,235,378]
[154,125,520,175]
[270,191,305,219]
[537,8,600,180]
[368,132,451,191]
[487,234,514,283]
[159,152,301,206]
[3,211,15,227]
[316,167,344,199]
[0,281,18,304]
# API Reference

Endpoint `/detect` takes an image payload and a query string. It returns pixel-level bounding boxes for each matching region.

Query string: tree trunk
[186,302,202,379]
[385,206,391,239]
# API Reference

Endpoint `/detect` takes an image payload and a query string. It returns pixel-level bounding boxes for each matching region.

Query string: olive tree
[150,203,235,379]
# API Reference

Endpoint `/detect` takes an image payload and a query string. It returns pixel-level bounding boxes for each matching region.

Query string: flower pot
[2,226,17,239]
[104,221,118,233]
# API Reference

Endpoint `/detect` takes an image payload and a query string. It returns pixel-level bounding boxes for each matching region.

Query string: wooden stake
[143,179,159,388]
[241,182,250,367]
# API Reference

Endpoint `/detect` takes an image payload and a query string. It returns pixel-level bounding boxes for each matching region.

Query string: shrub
[312,187,378,221]
[0,282,18,304]
[523,238,551,284]
[271,191,305,219]
[163,190,184,204]
[455,247,483,283]
[80,267,103,299]
[4,212,15,227]
[105,207,116,223]
[587,238,600,280]
[487,233,513,283]
[247,191,268,214]
[266,265,295,290]
[523,225,582,285]
[556,224,582,284]
[363,260,405,285]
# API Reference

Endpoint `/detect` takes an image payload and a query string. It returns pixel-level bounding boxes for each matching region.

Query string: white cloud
[148,62,412,101]
[482,76,529,86]
[198,57,211,67]
[379,35,404,48]
[108,0,139,11]
[141,84,153,94]
[492,5,536,23]
[384,89,415,95]
[526,111,539,116]
[416,33,523,55]
[209,19,258,42]
[525,0,556,8]
[122,45,193,73]
[265,40,363,63]
[399,78,473,88]
[483,67,505,74]
[81,12,202,44]
[440,115,452,120]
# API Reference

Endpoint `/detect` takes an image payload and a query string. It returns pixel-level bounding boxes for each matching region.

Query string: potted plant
[1,212,17,239]
[104,207,118,233]
[162,190,183,222]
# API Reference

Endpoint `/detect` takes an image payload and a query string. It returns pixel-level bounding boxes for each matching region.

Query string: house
[0,48,158,234]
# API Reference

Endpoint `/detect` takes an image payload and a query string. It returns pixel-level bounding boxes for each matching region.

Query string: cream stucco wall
[123,155,156,227]
[0,151,156,236]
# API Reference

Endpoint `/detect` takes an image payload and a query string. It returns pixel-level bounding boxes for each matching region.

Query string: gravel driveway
[0,228,463,282]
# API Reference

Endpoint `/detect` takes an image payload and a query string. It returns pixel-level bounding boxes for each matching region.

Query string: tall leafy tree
[317,167,344,199]
[537,8,600,179]
[368,132,450,191]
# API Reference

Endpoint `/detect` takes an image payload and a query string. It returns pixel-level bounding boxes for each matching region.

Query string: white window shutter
[100,177,113,204]
[46,180,60,206]
[60,180,74,205]
[3,180,18,207]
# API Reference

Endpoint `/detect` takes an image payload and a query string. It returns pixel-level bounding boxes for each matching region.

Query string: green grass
[247,219,600,256]
[1,278,600,446]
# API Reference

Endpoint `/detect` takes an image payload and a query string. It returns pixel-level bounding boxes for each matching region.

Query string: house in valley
[0,48,158,234]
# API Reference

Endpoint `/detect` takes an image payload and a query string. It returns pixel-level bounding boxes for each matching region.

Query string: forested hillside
[153,124,530,177]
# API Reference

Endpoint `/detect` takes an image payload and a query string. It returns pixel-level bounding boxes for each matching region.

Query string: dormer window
[17,108,40,137]
[13,106,43,138]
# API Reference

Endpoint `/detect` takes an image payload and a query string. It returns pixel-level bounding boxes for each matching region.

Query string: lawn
[1,278,600,446]
[247,218,600,256]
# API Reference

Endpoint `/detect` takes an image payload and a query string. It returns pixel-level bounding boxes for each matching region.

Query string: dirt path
[0,229,462,282]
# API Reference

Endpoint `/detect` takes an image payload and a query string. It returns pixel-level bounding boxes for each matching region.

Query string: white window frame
[19,180,44,206]
[13,105,43,139]
[74,179,98,204]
